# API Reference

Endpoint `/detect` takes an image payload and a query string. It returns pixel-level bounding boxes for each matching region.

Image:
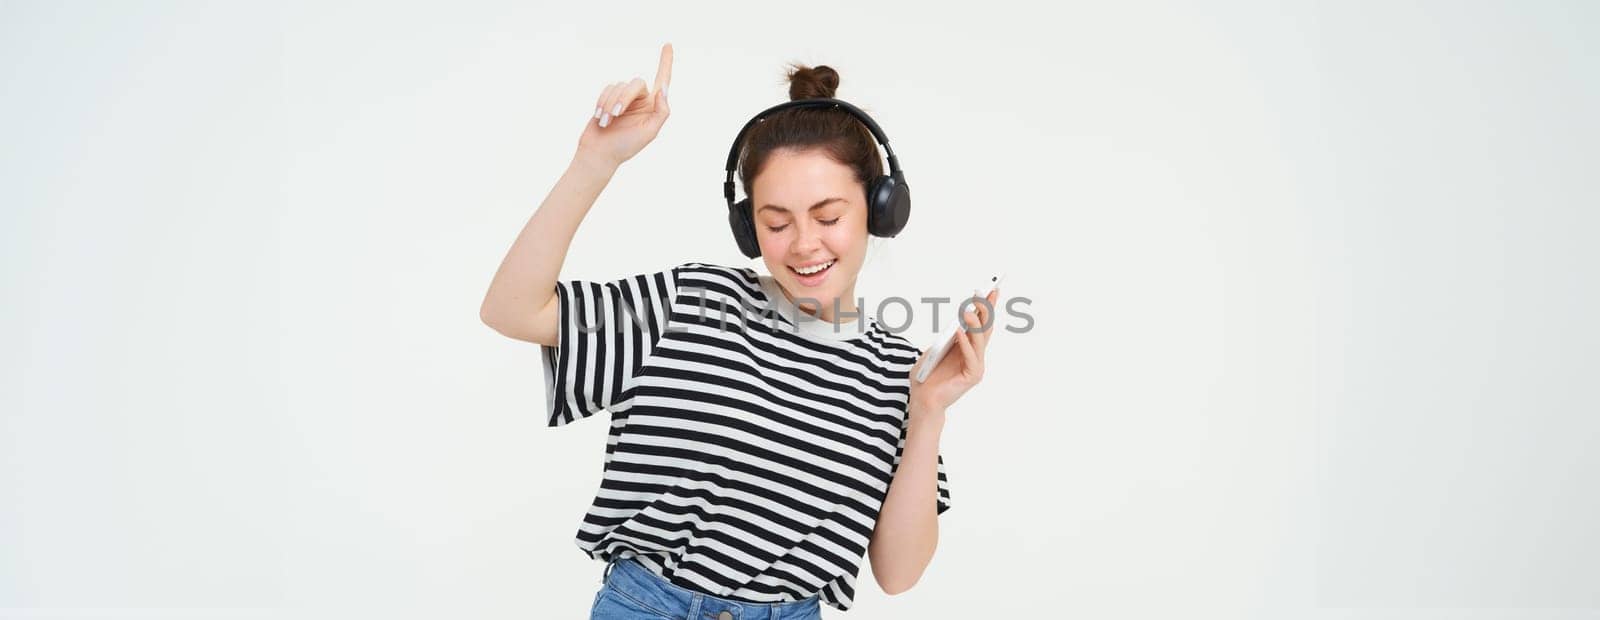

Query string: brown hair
[737,64,884,202]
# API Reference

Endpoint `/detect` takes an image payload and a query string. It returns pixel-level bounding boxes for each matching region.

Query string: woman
[480,43,998,618]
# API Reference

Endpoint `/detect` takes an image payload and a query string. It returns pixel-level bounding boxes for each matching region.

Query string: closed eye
[766,218,840,233]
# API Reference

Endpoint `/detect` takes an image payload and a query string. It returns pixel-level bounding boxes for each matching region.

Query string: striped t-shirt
[539,262,951,611]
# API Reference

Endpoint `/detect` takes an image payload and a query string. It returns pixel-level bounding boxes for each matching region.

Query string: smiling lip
[791,259,834,272]
[788,259,836,284]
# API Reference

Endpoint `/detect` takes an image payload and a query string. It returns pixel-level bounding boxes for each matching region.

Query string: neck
[780,285,859,324]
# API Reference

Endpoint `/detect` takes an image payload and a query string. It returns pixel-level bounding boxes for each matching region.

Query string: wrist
[908,402,947,430]
[570,150,620,178]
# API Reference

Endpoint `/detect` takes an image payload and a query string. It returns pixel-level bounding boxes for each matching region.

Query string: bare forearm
[869,406,945,594]
[479,152,617,335]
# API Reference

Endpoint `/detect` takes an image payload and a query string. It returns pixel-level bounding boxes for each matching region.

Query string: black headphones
[723,97,911,259]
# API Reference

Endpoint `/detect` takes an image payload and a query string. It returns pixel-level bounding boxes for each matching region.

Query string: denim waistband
[601,555,821,618]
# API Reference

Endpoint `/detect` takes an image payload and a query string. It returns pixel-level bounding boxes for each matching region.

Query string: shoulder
[875,328,918,352]
[866,327,921,359]
[673,261,754,279]
[670,261,762,293]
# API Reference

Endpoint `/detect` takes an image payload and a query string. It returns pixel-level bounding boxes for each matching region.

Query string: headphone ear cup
[728,198,762,259]
[866,175,911,238]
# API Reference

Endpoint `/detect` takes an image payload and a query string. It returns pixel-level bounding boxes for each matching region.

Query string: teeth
[794,260,834,275]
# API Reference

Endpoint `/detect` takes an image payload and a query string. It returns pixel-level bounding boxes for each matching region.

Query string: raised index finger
[653,43,673,94]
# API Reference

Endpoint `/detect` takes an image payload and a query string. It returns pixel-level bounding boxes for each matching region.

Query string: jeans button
[717,612,733,620]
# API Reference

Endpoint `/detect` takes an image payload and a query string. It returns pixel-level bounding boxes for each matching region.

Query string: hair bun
[786,64,839,100]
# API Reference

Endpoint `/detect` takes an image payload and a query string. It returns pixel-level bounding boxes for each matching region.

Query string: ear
[729,198,763,259]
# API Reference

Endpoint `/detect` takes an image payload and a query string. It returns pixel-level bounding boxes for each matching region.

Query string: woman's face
[751,148,869,322]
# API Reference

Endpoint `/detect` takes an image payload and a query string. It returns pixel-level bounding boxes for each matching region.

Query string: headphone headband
[721,97,902,205]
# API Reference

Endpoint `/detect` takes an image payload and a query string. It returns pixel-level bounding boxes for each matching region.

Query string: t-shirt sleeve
[935,453,952,515]
[540,264,684,427]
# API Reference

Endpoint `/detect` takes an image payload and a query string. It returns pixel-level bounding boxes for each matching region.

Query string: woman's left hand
[907,287,999,417]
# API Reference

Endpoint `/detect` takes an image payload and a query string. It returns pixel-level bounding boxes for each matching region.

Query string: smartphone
[915,274,1004,383]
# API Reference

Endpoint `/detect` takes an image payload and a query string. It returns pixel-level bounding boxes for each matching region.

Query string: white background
[3,1,1597,618]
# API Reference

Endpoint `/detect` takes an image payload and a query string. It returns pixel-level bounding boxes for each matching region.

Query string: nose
[792,220,824,254]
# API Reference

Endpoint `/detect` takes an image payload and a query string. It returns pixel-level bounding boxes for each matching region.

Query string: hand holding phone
[915,274,1004,383]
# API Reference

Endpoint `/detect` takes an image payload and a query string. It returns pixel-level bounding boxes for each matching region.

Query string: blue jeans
[590,557,824,620]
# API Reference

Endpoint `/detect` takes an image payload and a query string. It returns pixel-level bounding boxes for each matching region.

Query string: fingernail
[599,113,610,127]
[612,103,622,116]
[662,86,668,99]
[593,107,601,119]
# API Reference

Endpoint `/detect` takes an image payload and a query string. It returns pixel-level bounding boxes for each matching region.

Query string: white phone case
[915,274,1004,383]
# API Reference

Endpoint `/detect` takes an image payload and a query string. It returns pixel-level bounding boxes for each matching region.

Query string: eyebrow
[757,197,845,215]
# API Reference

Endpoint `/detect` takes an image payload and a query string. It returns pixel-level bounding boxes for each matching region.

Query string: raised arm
[479,43,674,345]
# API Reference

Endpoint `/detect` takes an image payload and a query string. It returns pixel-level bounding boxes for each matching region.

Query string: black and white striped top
[539,262,951,611]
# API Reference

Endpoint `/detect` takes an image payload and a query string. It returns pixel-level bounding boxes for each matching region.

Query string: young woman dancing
[481,43,998,618]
